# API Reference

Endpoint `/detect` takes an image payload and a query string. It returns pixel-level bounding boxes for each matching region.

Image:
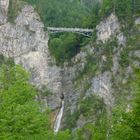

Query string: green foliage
[100,40,114,72]
[74,120,108,140]
[0,60,73,139]
[0,56,90,140]
[119,48,130,67]
[0,54,5,65]
[109,69,140,140]
[99,0,134,22]
[82,3,101,28]
[0,54,14,67]
[7,0,25,23]
[65,94,107,130]
[54,130,72,140]
[115,0,132,21]
[99,0,114,17]
[8,0,137,66]
[133,0,140,16]
[119,33,140,68]
[73,94,108,140]
[79,95,106,117]
[5,1,140,140]
[75,55,97,82]
[49,33,84,65]
[65,110,80,129]
[8,0,138,30]
[75,38,117,92]
[41,130,72,140]
[23,0,89,28]
[127,34,140,50]
[0,64,50,139]
[95,38,117,72]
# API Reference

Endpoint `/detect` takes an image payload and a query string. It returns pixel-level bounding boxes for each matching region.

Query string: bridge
[47,27,94,37]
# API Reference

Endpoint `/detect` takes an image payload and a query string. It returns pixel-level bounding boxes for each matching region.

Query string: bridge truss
[47,27,94,37]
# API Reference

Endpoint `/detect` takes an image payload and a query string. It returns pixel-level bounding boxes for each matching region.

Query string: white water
[54,100,64,133]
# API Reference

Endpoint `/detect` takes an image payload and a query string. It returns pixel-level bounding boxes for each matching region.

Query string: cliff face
[0,1,140,130]
[0,3,62,109]
[0,0,9,24]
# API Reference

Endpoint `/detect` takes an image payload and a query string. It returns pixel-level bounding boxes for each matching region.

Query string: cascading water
[54,100,64,133]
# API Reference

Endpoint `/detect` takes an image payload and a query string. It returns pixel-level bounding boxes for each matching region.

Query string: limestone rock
[0,5,61,110]
[0,0,9,25]
[96,13,120,43]
[96,13,126,46]
[135,17,140,25]
[134,50,140,58]
[117,32,126,46]
[0,2,135,131]
[86,72,114,107]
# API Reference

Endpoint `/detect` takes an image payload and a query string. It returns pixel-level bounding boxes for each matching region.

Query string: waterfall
[54,100,64,133]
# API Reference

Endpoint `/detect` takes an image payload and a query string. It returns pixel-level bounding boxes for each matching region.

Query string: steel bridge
[47,27,94,37]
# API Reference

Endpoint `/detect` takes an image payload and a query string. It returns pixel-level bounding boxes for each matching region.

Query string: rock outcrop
[0,3,122,115]
[0,5,61,109]
[96,13,126,45]
[0,0,9,25]
[1,1,139,131]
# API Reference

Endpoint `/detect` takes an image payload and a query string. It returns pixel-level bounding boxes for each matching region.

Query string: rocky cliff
[0,2,62,109]
[0,0,140,131]
[0,0,9,24]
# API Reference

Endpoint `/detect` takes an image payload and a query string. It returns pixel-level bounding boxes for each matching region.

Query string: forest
[0,0,140,139]
[8,0,140,65]
[0,55,140,139]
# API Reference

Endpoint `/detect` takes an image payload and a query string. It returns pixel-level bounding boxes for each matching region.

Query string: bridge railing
[47,27,93,33]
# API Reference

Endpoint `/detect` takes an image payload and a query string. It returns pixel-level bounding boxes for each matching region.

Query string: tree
[0,64,50,139]
[110,69,140,140]
[0,63,73,140]
[49,33,82,65]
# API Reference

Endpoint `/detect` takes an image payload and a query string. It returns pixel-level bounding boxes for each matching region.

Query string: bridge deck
[47,27,93,33]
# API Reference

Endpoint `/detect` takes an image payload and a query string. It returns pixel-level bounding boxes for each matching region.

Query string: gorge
[0,0,140,139]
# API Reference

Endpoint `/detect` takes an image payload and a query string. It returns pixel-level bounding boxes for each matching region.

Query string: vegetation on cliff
[0,57,71,139]
[8,0,140,65]
[1,0,140,140]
